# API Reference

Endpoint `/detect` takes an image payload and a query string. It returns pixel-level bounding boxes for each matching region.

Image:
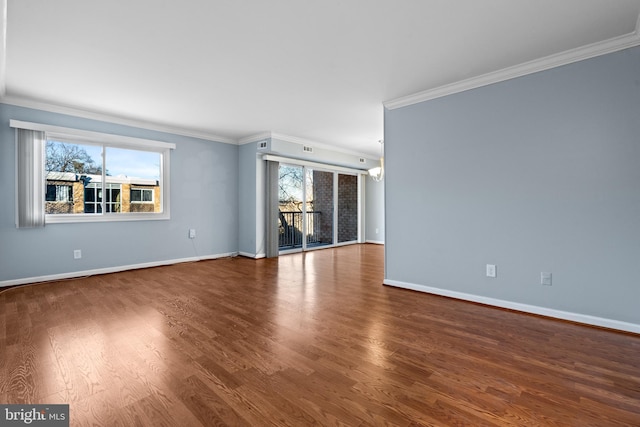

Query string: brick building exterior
[311,171,358,244]
[45,172,160,214]
[312,170,334,244]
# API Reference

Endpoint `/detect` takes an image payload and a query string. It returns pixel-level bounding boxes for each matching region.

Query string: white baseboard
[0,252,238,288]
[238,252,266,259]
[365,240,384,245]
[384,279,640,335]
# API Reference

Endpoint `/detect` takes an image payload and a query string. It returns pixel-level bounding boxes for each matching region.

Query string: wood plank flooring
[1,244,639,426]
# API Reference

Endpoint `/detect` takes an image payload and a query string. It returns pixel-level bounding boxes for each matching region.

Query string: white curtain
[16,128,46,228]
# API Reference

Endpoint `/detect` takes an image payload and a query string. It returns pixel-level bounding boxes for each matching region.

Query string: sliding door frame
[264,155,366,256]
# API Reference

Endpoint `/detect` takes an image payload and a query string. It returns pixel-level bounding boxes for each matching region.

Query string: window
[12,120,175,226]
[45,182,75,215]
[84,183,122,213]
[131,188,154,203]
[104,184,122,213]
[44,140,163,219]
[46,184,72,202]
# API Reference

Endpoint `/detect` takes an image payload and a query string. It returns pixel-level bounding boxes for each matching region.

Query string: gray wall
[384,46,640,327]
[0,104,239,284]
[365,175,385,243]
[238,141,260,257]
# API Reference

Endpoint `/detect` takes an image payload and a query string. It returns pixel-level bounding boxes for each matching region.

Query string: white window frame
[11,120,175,223]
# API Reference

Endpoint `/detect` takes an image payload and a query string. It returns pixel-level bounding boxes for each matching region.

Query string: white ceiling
[2,0,640,156]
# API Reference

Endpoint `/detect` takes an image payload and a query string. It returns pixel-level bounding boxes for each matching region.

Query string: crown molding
[384,14,640,110]
[0,94,238,145]
[271,132,323,147]
[2,95,377,158]
[238,131,271,145]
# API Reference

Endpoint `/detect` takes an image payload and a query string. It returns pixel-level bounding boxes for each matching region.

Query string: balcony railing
[279,211,322,249]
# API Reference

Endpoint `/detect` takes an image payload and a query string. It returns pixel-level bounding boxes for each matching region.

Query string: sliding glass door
[277,164,358,254]
[307,168,334,248]
[278,164,304,250]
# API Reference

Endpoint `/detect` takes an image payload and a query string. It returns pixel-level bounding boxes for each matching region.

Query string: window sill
[46,212,170,224]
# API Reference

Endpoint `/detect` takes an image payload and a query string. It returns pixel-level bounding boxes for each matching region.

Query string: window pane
[45,140,102,215]
[278,164,304,249]
[307,169,334,247]
[46,185,56,202]
[56,185,70,202]
[85,186,95,202]
[106,185,121,213]
[85,184,103,213]
[106,147,161,213]
[105,147,160,180]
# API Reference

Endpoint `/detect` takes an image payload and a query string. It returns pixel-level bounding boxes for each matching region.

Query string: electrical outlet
[189,229,196,239]
[73,249,82,259]
[541,272,552,286]
[486,264,497,278]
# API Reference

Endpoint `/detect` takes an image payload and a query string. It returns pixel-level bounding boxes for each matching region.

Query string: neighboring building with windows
[45,172,160,214]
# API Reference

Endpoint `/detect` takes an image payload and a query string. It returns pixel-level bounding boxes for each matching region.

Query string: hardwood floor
[1,244,639,426]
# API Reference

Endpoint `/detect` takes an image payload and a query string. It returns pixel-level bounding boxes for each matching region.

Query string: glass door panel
[278,164,304,251]
[306,169,334,248]
[337,174,358,243]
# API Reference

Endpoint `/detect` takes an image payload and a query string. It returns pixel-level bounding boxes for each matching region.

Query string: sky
[106,147,160,180]
[60,142,161,180]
